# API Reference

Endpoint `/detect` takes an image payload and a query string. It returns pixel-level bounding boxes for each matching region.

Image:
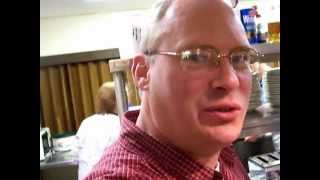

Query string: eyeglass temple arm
[145,50,180,56]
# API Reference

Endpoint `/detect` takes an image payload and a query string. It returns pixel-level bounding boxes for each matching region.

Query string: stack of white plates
[248,73,262,111]
[262,68,280,107]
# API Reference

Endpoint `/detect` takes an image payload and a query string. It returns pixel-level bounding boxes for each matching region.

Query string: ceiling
[40,0,158,18]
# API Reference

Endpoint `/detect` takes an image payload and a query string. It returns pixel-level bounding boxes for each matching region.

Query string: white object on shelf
[262,68,280,106]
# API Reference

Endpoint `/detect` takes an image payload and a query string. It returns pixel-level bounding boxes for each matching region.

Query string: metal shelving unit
[253,43,280,63]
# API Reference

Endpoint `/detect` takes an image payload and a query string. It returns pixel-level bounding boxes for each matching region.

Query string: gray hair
[133,0,173,97]
[138,0,173,58]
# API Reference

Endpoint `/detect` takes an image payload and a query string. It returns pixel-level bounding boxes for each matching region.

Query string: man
[76,82,120,180]
[86,0,259,179]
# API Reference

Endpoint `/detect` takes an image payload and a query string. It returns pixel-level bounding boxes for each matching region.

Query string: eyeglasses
[144,46,261,72]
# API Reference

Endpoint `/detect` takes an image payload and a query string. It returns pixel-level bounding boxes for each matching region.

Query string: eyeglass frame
[144,46,262,71]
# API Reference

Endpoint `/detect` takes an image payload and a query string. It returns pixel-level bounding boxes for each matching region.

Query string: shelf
[40,48,120,67]
[253,43,279,55]
[253,43,280,63]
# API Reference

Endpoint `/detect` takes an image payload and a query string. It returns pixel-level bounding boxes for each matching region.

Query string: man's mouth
[211,107,235,112]
[203,104,241,122]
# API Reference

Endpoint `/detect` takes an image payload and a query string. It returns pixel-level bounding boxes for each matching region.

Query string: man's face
[144,0,251,152]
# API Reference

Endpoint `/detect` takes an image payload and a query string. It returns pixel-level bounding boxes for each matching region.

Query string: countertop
[40,150,78,170]
[241,110,280,138]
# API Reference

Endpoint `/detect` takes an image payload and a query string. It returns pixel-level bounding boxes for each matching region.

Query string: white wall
[40,0,279,58]
[40,10,146,58]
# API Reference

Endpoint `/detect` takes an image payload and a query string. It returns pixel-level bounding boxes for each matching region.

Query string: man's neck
[136,103,163,142]
[136,98,224,170]
[190,150,221,170]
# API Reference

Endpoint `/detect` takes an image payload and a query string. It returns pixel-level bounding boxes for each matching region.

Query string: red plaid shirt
[85,110,250,180]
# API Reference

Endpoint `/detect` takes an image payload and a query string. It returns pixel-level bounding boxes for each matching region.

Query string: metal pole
[113,71,128,119]
[109,58,131,119]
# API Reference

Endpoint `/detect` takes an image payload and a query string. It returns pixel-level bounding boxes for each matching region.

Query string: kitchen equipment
[40,127,53,161]
[248,151,280,180]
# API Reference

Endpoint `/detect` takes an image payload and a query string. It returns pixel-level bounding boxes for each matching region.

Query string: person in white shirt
[76,82,121,180]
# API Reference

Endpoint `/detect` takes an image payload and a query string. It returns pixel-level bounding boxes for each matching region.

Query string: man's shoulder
[219,145,250,180]
[85,165,154,179]
[85,142,161,179]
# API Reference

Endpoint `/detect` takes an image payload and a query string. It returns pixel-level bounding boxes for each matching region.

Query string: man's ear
[131,54,150,91]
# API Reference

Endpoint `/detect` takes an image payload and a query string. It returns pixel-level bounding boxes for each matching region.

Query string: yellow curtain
[40,60,140,135]
[40,60,113,135]
[126,70,141,106]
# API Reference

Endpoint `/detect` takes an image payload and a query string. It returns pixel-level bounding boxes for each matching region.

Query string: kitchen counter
[40,150,78,170]
[241,110,280,138]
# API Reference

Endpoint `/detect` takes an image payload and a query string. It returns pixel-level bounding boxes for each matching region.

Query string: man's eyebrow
[176,44,253,52]
[229,46,258,54]
[231,46,254,50]
[175,43,215,51]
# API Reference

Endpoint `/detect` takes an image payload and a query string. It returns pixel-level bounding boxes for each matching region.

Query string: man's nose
[210,57,240,92]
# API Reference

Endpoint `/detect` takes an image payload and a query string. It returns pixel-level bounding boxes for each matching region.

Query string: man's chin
[208,130,241,146]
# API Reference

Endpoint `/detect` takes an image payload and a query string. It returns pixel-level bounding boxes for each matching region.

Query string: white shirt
[76,114,121,180]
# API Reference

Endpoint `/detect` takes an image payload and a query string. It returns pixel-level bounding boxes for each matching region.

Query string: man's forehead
[171,0,232,9]
[154,0,248,51]
[164,0,234,21]
[160,0,236,33]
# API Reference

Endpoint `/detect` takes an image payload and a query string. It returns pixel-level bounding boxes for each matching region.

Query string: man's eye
[182,51,197,61]
[230,52,253,70]
[182,51,210,63]
[191,54,202,62]
[231,51,254,63]
[232,55,247,64]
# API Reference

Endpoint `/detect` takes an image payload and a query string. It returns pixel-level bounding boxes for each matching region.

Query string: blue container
[240,8,257,44]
